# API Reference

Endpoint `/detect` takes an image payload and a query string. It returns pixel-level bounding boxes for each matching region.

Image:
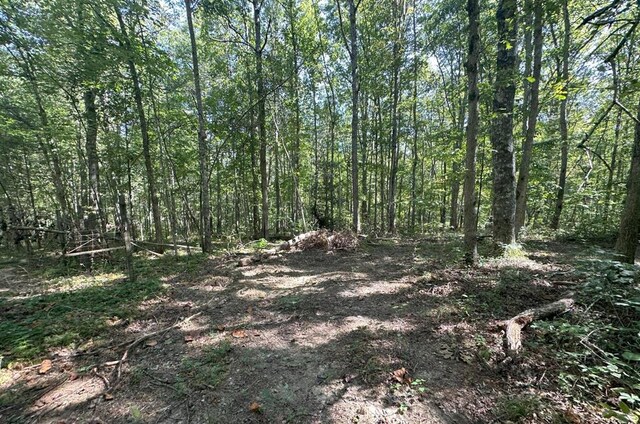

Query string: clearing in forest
[0,237,633,423]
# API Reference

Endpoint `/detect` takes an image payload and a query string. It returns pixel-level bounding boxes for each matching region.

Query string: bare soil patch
[0,237,610,423]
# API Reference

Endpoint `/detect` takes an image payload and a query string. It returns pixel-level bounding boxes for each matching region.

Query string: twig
[112,312,203,384]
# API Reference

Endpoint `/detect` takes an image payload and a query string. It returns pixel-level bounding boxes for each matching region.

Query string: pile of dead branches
[296,230,359,251]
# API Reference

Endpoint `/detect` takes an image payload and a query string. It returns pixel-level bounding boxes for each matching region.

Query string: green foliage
[534,260,640,421]
[0,278,163,361]
[180,340,232,389]
[495,395,541,422]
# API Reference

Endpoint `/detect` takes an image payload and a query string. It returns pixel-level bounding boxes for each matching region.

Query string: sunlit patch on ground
[338,281,412,298]
[0,238,617,423]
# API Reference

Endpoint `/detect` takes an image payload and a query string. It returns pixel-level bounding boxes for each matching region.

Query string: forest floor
[0,235,623,423]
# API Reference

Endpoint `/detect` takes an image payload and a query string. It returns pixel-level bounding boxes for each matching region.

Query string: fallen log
[63,246,125,257]
[278,230,321,251]
[504,295,574,355]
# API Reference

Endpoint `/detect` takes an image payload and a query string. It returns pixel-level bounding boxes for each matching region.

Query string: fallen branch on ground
[503,295,574,355]
[103,311,203,391]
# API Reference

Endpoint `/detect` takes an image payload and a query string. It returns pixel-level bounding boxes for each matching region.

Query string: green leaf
[622,352,640,362]
[620,401,631,414]
[526,76,536,83]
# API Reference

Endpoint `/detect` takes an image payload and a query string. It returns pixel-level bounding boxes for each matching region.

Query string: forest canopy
[0,0,639,261]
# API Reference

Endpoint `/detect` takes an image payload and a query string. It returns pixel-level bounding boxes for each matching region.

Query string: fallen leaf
[184,335,194,343]
[69,372,79,381]
[249,401,261,412]
[145,339,158,347]
[216,325,225,332]
[103,393,114,401]
[247,306,253,314]
[459,351,474,364]
[391,367,412,384]
[232,329,247,338]
[39,359,52,375]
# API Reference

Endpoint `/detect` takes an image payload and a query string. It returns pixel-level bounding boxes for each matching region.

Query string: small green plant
[254,238,269,250]
[181,341,232,389]
[496,395,540,421]
[501,243,526,259]
[129,405,144,423]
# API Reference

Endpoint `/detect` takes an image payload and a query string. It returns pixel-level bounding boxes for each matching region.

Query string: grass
[180,340,233,390]
[0,277,163,362]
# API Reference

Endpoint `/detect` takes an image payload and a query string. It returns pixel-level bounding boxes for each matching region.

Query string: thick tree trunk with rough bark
[490,0,518,246]
[185,0,212,252]
[615,97,640,263]
[463,0,480,265]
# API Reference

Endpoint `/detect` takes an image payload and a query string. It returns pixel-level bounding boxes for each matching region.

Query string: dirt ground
[0,237,611,423]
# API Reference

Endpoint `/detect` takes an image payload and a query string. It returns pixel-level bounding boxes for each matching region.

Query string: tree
[550,0,570,230]
[514,0,542,235]
[184,0,212,252]
[462,0,480,264]
[490,0,518,245]
[337,0,361,233]
[115,6,163,250]
[615,100,640,262]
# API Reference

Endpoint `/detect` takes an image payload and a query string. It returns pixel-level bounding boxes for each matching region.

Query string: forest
[1,0,640,422]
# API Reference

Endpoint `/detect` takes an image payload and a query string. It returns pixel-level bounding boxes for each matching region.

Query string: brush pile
[292,230,359,252]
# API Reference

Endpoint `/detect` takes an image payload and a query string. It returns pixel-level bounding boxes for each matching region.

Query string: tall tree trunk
[615,97,640,263]
[287,0,301,228]
[463,0,480,264]
[550,0,570,230]
[515,0,543,235]
[83,88,104,235]
[349,0,360,232]
[604,110,622,222]
[388,7,401,233]
[116,8,163,250]
[490,0,518,245]
[185,0,212,252]
[521,0,534,136]
[410,0,419,232]
[338,0,360,232]
[253,0,269,239]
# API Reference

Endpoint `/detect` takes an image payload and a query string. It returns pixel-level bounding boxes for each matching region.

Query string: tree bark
[184,0,212,252]
[615,96,640,263]
[490,0,518,246]
[349,0,360,233]
[388,1,402,233]
[83,88,104,236]
[515,0,543,235]
[338,0,360,233]
[550,0,570,230]
[252,0,269,240]
[119,194,135,282]
[463,0,480,265]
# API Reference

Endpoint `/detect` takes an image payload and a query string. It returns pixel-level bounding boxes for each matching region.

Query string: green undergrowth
[533,259,640,422]
[0,278,163,363]
[179,340,233,391]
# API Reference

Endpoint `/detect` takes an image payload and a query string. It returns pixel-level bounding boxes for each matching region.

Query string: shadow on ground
[0,237,607,423]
